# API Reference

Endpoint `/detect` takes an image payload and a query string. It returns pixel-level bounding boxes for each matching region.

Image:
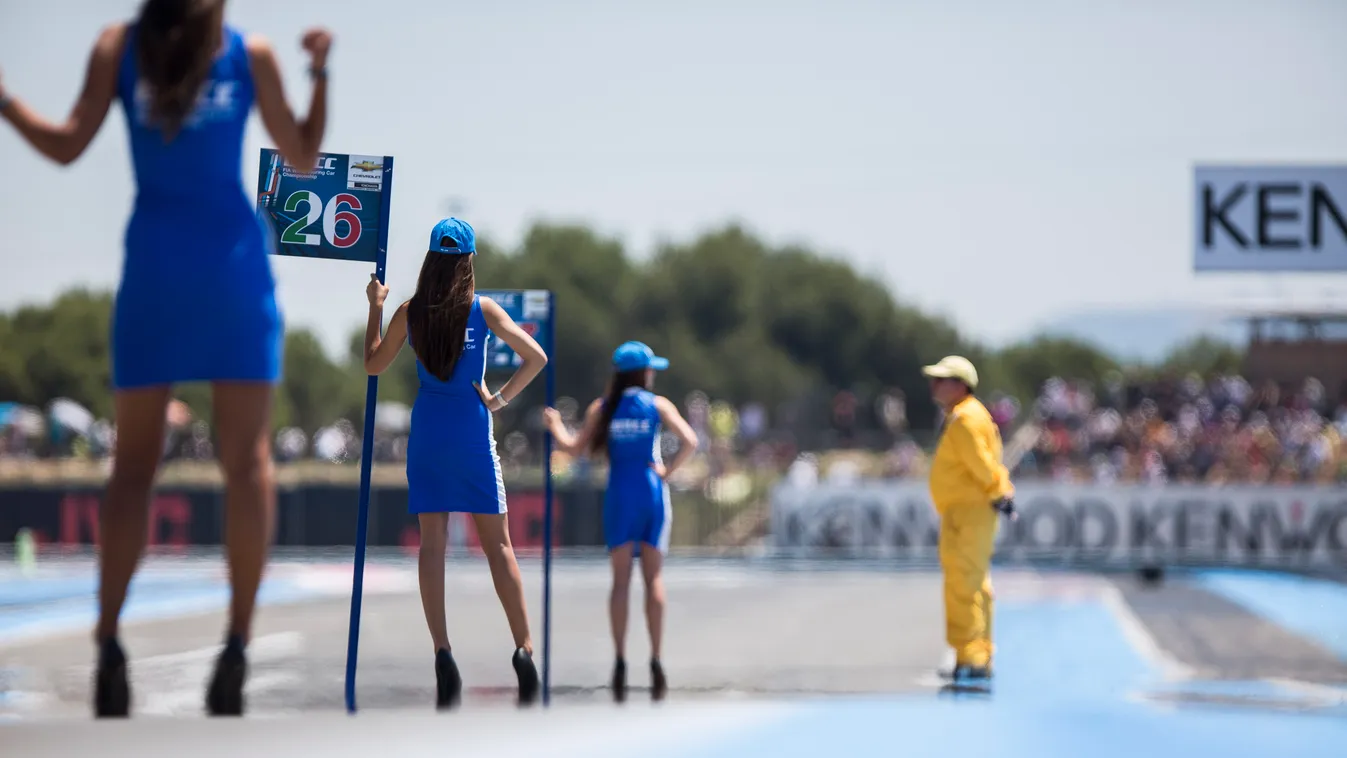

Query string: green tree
[0,289,113,417]
[994,335,1121,398]
[0,223,1262,442]
[344,325,419,427]
[280,329,350,433]
[475,224,641,403]
[1157,336,1245,377]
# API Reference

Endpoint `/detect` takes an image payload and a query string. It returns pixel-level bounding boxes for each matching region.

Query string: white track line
[0,635,303,721]
[132,632,302,670]
[139,672,300,717]
[1099,584,1195,681]
[1264,678,1347,707]
[133,633,303,717]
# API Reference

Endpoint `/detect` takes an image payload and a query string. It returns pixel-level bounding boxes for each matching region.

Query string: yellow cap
[921,355,978,389]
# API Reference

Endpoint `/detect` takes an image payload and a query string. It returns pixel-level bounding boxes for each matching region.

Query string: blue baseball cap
[613,341,669,372]
[428,217,476,254]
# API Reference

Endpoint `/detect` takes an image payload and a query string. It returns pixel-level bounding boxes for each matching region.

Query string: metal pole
[541,291,556,705]
[344,155,395,714]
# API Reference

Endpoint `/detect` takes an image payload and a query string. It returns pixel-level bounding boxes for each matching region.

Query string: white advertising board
[771,481,1347,568]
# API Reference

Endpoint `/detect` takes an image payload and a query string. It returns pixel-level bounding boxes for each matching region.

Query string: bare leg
[93,387,170,716]
[638,544,665,661]
[211,383,276,642]
[471,513,532,653]
[417,513,450,651]
[609,544,635,659]
[95,387,172,641]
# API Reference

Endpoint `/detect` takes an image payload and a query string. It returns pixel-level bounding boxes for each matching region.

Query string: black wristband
[0,94,14,112]
[308,66,327,81]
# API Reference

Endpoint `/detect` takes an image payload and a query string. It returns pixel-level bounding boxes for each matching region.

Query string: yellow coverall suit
[928,395,1013,669]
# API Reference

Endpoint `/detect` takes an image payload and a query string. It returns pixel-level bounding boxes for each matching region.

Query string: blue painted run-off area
[666,572,1347,758]
[1194,569,1347,661]
[0,573,315,642]
[0,575,188,608]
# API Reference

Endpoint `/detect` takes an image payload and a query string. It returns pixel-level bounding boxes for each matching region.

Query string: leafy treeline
[0,223,1243,432]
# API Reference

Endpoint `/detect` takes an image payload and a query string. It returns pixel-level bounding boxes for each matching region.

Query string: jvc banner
[1194,164,1347,272]
[0,485,571,550]
[771,481,1347,568]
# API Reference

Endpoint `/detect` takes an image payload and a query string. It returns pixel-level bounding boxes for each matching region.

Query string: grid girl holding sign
[363,218,549,709]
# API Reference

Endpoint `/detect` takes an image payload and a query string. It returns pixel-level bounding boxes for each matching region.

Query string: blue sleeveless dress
[112,24,281,389]
[603,387,671,553]
[406,296,507,515]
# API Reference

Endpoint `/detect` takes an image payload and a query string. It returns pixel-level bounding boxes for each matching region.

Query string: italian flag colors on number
[281,191,364,249]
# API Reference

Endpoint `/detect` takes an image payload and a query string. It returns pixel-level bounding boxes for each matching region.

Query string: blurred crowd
[1015,373,1347,485]
[754,373,1347,487]
[6,374,1346,486]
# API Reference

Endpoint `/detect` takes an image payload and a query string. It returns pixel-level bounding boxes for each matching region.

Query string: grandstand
[1240,309,1347,399]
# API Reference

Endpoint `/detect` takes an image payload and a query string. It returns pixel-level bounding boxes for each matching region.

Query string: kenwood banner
[1194,165,1347,272]
[770,481,1347,568]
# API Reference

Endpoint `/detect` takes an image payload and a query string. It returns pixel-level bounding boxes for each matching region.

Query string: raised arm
[363,275,406,375]
[544,399,603,457]
[0,24,125,165]
[247,29,330,171]
[475,296,548,411]
[654,395,699,478]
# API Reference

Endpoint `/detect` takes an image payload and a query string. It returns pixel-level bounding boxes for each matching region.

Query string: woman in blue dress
[363,217,549,709]
[0,0,331,718]
[543,342,698,702]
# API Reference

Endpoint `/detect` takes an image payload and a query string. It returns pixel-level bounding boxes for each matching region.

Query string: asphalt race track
[2,554,1345,757]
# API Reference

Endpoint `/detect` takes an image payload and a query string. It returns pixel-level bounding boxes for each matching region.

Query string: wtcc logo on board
[282,155,340,180]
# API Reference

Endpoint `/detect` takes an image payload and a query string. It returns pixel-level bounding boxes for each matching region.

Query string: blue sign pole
[256,148,393,716]
[450,289,555,704]
[475,290,556,705]
[541,294,556,706]
[343,156,394,715]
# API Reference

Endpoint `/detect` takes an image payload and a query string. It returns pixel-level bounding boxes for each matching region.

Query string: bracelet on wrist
[0,93,14,112]
[308,66,327,81]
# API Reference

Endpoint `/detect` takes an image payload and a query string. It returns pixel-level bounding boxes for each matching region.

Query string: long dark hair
[407,250,475,381]
[589,369,653,456]
[136,0,225,141]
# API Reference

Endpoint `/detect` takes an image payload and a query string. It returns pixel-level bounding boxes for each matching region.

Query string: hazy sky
[3,0,1345,359]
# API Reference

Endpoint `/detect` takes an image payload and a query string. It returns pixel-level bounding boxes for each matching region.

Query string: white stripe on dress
[487,407,507,513]
[657,481,672,554]
[481,316,507,514]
